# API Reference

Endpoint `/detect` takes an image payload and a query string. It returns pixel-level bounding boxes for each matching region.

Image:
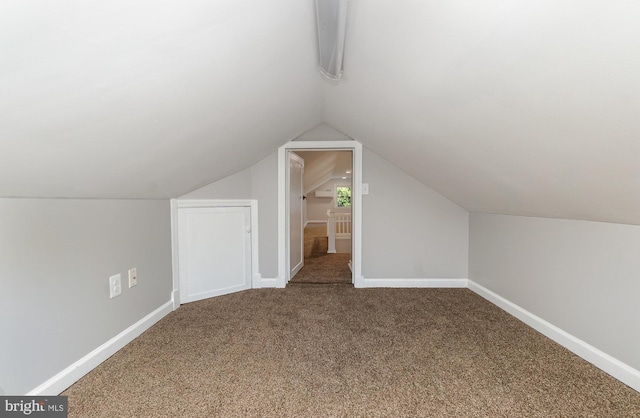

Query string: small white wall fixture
[278,140,362,287]
[171,199,261,307]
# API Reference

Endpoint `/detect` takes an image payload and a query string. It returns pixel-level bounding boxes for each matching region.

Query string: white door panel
[179,206,251,304]
[289,152,304,279]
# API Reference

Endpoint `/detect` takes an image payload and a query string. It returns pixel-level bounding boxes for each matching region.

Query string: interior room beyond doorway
[289,150,353,285]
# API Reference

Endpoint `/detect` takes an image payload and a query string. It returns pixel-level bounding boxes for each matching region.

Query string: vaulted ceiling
[2,1,639,225]
[0,1,322,198]
[325,0,640,225]
[295,150,352,194]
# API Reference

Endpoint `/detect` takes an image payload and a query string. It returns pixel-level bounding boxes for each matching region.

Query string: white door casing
[278,140,363,287]
[174,200,260,305]
[289,152,305,279]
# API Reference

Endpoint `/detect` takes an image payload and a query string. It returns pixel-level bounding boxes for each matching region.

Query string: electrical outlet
[109,274,122,298]
[128,268,137,288]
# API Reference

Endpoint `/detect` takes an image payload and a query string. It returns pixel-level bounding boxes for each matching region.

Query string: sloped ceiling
[2,1,639,226]
[0,0,322,198]
[324,0,640,225]
[295,150,352,194]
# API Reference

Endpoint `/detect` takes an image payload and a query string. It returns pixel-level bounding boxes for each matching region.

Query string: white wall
[469,212,640,371]
[362,149,469,279]
[0,198,173,395]
[180,152,279,279]
[180,167,251,199]
[250,153,279,279]
[306,178,351,222]
[183,146,469,281]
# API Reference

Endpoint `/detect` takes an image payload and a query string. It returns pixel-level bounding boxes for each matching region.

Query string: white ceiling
[2,1,639,225]
[295,150,352,194]
[324,0,640,225]
[0,0,322,198]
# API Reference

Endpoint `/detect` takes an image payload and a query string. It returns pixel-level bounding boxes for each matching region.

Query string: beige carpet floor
[289,224,352,285]
[63,287,640,417]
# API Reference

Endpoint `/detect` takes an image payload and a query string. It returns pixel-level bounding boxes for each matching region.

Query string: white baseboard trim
[171,289,180,310]
[260,277,279,288]
[361,278,469,288]
[27,300,174,396]
[304,220,327,227]
[468,280,640,393]
[252,273,262,289]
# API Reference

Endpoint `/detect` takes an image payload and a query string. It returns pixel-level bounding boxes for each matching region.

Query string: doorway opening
[277,140,363,288]
[289,150,353,285]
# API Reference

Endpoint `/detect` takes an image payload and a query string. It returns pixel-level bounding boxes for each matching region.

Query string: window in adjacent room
[335,185,351,207]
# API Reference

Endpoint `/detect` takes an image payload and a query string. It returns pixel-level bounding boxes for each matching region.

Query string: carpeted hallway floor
[62,287,640,417]
[288,224,352,285]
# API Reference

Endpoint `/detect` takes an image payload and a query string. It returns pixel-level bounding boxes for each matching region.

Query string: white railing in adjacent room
[327,210,352,253]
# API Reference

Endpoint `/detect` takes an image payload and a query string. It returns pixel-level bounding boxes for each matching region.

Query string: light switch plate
[362,183,369,195]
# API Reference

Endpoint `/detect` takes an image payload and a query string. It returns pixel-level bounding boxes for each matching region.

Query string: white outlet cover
[109,274,122,298]
[128,268,137,288]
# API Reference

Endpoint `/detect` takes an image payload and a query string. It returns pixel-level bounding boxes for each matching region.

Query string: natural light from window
[336,186,351,207]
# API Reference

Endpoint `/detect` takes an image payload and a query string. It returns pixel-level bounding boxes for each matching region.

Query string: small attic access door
[175,200,259,305]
